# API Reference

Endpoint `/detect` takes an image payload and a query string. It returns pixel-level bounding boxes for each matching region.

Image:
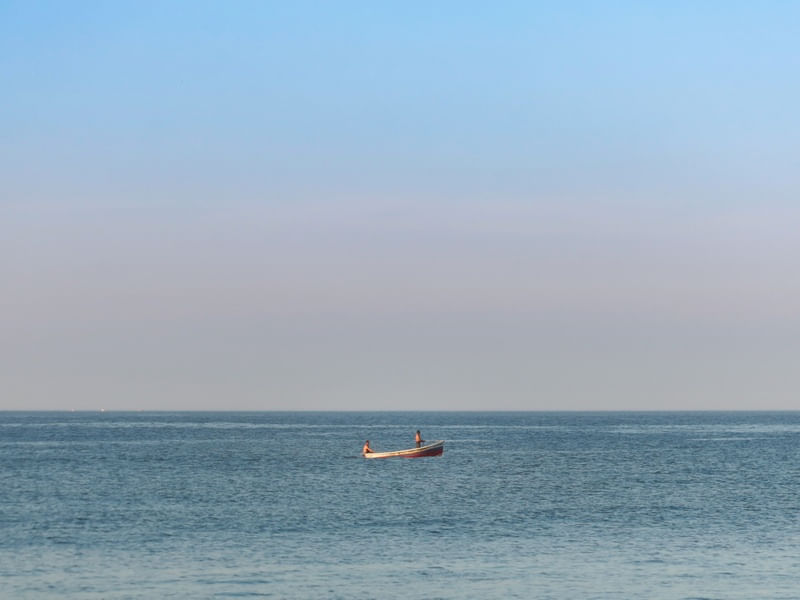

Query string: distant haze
[3,2,800,410]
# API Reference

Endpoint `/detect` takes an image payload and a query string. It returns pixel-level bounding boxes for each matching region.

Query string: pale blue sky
[3,2,800,410]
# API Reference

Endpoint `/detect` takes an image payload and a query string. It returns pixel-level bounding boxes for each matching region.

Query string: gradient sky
[3,1,800,410]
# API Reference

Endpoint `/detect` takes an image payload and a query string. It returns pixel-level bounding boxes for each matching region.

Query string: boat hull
[363,440,444,459]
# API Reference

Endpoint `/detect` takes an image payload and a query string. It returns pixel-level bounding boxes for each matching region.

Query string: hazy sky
[3,2,800,410]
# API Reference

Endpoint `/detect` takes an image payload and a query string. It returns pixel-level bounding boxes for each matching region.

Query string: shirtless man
[415,430,424,448]
[362,440,374,455]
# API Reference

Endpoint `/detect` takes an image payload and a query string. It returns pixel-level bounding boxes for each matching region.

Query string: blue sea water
[2,411,800,599]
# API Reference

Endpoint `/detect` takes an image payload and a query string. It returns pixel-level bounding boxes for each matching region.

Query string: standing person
[415,430,424,448]
[362,440,374,455]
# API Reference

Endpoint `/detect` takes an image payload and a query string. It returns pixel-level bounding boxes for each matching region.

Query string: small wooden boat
[363,440,444,459]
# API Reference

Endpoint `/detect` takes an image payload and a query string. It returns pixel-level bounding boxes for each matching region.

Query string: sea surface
[2,411,799,599]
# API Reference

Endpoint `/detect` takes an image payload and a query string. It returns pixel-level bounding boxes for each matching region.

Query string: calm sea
[2,411,799,599]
